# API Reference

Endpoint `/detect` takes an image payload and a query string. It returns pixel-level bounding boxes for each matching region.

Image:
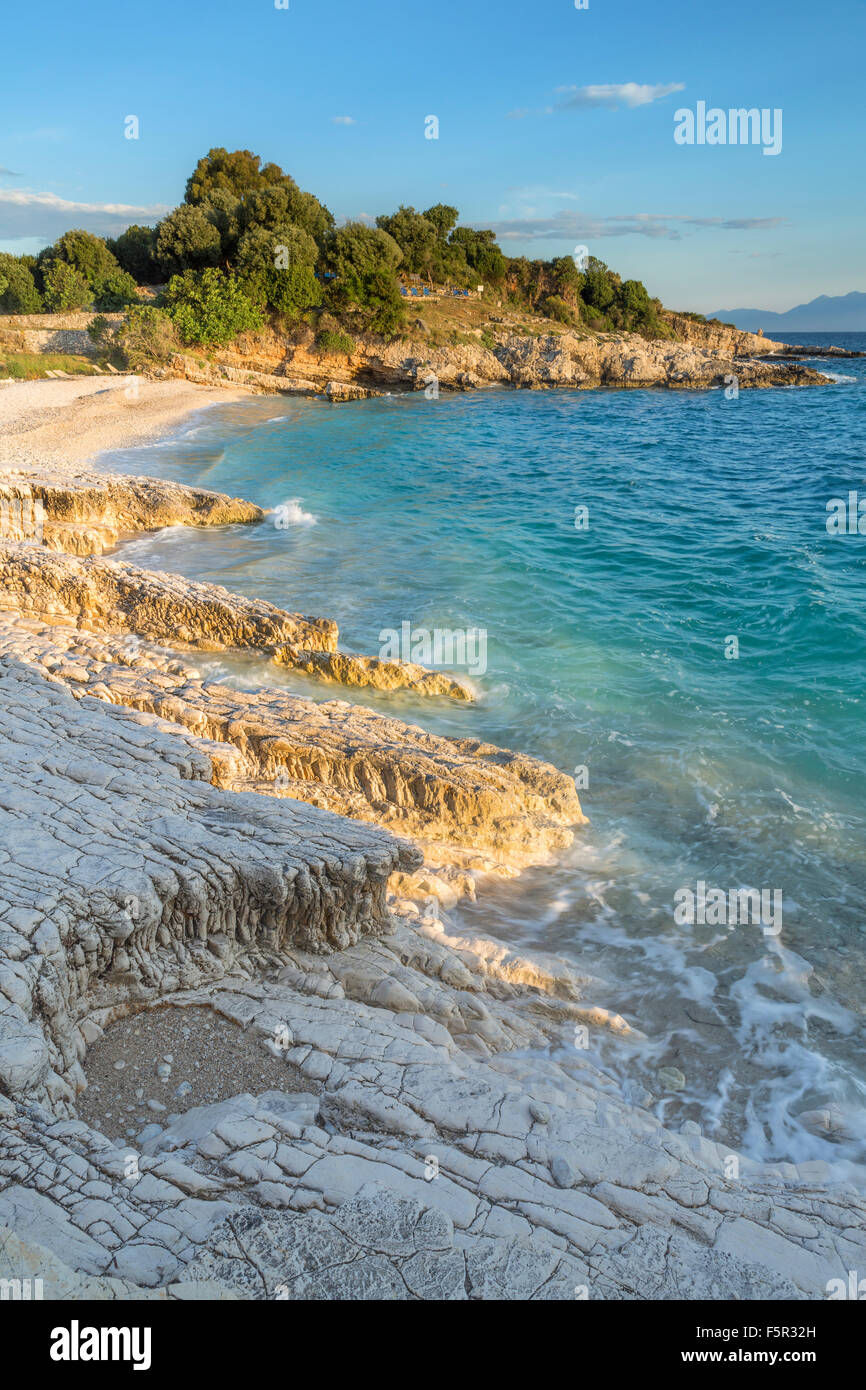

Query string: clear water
[109,336,866,1178]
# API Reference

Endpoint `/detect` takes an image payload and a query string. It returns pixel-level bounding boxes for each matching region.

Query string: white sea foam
[275,498,318,527]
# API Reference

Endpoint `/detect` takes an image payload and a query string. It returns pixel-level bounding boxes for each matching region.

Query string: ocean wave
[274,498,318,527]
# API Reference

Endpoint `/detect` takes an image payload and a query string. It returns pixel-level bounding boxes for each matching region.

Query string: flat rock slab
[0,657,417,1106]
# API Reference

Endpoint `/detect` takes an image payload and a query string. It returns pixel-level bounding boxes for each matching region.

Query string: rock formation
[1,442,862,1303]
[167,319,831,399]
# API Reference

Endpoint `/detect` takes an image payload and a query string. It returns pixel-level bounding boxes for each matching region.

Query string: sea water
[110,333,866,1177]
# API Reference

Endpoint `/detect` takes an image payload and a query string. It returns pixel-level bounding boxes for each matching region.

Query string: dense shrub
[316,328,356,356]
[164,269,263,345]
[93,268,140,310]
[541,295,574,325]
[42,262,94,311]
[88,307,180,371]
[41,229,119,290]
[108,225,158,283]
[155,206,222,277]
[0,254,43,313]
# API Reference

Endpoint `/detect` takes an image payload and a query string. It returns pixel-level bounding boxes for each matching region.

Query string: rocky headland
[1,308,848,402]
[1,383,864,1302]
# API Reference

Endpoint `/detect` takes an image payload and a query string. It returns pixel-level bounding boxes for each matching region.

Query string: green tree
[108,225,158,282]
[550,256,585,307]
[0,254,43,313]
[423,203,459,241]
[185,148,285,205]
[185,149,334,248]
[164,268,263,345]
[618,278,652,326]
[326,222,402,281]
[355,266,404,337]
[241,182,333,247]
[201,191,244,263]
[155,205,222,277]
[450,227,506,285]
[93,268,140,311]
[234,224,321,314]
[324,223,404,334]
[582,257,616,314]
[42,261,94,311]
[376,206,438,279]
[41,229,119,290]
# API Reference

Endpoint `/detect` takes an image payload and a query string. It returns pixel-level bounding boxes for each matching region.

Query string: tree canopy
[9,146,666,346]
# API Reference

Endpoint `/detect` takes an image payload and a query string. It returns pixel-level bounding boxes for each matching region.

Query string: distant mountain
[706,291,866,333]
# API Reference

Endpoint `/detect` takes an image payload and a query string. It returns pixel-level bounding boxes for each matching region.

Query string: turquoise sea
[111,332,866,1178]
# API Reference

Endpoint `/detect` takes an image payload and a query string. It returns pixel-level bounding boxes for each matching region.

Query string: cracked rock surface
[0,617,581,871]
[0,655,864,1299]
[0,453,861,1301]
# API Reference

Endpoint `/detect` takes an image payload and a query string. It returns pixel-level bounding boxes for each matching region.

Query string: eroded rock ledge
[1,453,862,1301]
[166,319,832,398]
[0,540,473,700]
[0,469,263,556]
[0,655,864,1301]
[0,616,582,872]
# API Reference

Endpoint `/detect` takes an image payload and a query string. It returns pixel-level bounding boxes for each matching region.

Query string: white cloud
[0,189,168,216]
[555,82,685,110]
[0,188,170,244]
[476,209,786,243]
[331,116,355,126]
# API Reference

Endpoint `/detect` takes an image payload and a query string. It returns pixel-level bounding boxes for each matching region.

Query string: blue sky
[1,0,862,311]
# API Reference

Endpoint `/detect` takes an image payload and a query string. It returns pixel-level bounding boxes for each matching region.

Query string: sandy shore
[0,375,251,476]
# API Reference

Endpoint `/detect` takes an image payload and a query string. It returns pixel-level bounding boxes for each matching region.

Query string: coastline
[0,375,253,475]
[1,380,865,1300]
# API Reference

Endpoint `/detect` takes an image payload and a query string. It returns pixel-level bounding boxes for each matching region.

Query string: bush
[264,263,323,315]
[109,225,158,282]
[93,268,140,311]
[541,295,574,325]
[315,328,355,356]
[155,206,222,278]
[164,268,263,345]
[0,254,43,313]
[88,307,180,371]
[234,224,321,314]
[42,262,94,311]
[42,230,119,290]
[119,308,180,369]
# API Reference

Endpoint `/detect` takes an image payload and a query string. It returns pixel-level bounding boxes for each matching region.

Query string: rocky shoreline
[2,309,851,402]
[1,394,865,1301]
[166,316,835,400]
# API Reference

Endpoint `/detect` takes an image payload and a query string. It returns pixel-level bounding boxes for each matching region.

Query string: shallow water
[108,335,866,1177]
